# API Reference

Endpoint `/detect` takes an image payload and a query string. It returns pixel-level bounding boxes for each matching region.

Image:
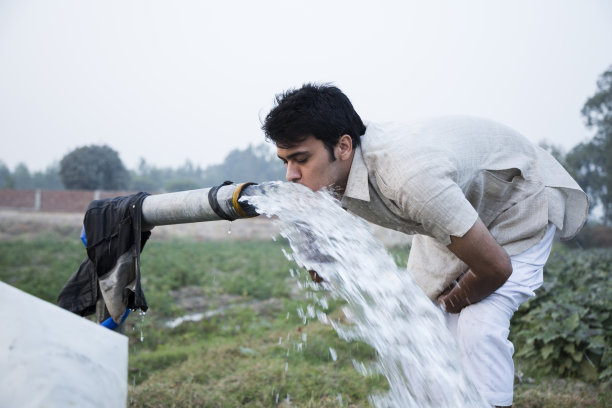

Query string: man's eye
[296,157,308,164]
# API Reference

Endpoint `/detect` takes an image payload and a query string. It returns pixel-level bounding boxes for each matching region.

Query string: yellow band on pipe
[232,182,257,218]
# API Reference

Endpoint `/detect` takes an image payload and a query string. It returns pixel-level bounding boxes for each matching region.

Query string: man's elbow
[496,254,513,283]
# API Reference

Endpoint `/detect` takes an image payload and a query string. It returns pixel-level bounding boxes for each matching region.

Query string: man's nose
[285,163,301,182]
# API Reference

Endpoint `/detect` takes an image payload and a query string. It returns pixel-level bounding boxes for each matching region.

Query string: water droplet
[352,359,370,376]
[281,247,292,261]
[138,311,146,342]
[329,347,337,361]
[316,310,329,324]
[319,297,329,310]
[306,304,315,318]
[227,221,232,235]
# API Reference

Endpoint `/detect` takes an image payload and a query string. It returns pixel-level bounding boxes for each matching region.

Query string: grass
[513,376,611,407]
[0,232,84,303]
[1,234,609,407]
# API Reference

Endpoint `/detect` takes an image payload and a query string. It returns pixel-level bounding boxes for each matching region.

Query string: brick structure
[40,190,94,213]
[0,190,36,209]
[0,189,141,213]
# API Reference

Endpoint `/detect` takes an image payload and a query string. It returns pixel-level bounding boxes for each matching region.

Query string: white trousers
[444,224,556,407]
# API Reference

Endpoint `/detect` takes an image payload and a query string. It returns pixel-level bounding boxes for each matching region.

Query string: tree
[0,161,13,189]
[125,143,286,192]
[59,145,130,190]
[31,162,64,190]
[567,65,612,224]
[12,163,34,189]
[200,143,285,186]
[538,141,566,167]
[164,178,201,192]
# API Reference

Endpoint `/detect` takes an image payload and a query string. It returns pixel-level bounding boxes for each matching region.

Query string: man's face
[276,135,353,194]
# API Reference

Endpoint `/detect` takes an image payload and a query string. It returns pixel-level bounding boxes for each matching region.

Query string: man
[262,83,588,407]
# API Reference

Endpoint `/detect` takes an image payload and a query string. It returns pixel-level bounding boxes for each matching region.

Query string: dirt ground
[0,209,410,246]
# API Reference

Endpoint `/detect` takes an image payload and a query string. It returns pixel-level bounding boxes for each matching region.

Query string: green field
[0,233,609,407]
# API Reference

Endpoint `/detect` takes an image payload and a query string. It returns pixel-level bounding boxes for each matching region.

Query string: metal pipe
[141,182,265,227]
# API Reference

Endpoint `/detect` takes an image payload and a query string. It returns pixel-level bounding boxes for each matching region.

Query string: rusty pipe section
[142,182,266,227]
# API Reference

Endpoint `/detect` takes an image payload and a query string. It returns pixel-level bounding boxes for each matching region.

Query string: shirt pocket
[484,168,522,195]
[478,168,531,226]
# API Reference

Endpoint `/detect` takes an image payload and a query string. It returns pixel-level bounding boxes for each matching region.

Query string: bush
[569,224,612,248]
[510,248,612,381]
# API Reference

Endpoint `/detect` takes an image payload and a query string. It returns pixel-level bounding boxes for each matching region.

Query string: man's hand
[308,270,325,283]
[437,218,512,314]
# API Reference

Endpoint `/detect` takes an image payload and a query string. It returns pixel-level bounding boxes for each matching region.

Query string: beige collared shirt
[341,116,588,299]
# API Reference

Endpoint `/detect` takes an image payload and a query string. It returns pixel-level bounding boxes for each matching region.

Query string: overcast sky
[1,0,611,172]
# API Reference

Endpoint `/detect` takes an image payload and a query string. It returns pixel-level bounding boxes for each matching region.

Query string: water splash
[244,182,487,408]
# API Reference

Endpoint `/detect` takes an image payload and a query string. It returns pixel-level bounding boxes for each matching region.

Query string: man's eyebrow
[278,151,309,161]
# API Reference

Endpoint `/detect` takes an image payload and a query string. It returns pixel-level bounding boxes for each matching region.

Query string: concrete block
[0,281,128,408]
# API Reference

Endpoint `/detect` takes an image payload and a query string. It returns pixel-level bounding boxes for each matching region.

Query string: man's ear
[336,134,353,160]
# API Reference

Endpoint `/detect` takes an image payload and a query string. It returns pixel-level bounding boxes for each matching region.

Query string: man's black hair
[262,83,365,161]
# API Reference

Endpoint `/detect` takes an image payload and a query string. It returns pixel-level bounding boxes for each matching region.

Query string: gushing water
[244,182,487,408]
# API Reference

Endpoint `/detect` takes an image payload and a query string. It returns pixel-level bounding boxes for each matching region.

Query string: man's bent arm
[437,218,512,313]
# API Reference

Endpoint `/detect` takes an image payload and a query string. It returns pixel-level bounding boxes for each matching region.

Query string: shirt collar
[342,145,370,202]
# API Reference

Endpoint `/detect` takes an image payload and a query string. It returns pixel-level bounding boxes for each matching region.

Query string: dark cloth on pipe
[57,192,151,323]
